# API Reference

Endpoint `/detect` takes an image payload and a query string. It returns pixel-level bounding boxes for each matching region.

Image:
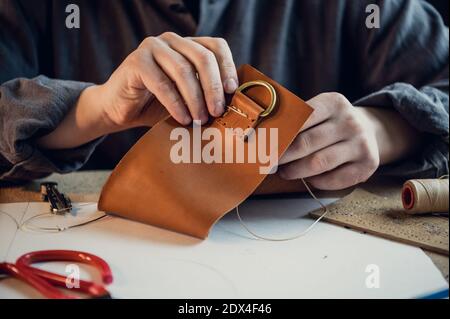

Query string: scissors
[0,250,113,299]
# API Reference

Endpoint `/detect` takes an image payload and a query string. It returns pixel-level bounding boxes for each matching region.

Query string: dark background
[427,0,449,25]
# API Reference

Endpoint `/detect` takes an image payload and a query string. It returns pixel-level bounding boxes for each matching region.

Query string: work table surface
[0,171,448,282]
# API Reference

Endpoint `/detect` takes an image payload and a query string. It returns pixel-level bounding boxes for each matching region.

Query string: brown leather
[98,65,313,239]
[217,91,265,134]
[254,174,308,195]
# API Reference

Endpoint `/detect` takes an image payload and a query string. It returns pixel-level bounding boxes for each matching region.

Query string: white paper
[0,198,447,299]
[0,202,29,260]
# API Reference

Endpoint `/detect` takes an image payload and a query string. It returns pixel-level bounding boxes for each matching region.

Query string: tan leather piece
[98,65,313,239]
[254,174,308,195]
[217,91,264,134]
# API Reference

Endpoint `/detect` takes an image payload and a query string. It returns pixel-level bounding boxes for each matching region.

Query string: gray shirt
[0,0,448,183]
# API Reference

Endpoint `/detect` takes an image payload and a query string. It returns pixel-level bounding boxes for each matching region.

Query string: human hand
[98,32,238,128]
[279,93,381,190]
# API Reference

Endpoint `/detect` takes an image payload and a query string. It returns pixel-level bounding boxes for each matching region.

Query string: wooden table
[1,171,448,282]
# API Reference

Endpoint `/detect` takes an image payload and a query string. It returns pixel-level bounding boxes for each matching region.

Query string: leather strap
[98,65,313,239]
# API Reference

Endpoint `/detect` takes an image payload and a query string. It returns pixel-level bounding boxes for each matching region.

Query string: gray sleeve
[0,1,103,182]
[352,0,449,178]
[0,77,104,182]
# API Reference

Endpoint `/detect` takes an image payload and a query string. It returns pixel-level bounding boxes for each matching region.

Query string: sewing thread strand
[402,178,449,214]
[236,178,328,241]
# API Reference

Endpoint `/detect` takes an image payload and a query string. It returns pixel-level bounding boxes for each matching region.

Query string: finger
[279,119,346,165]
[306,163,371,190]
[302,92,352,132]
[191,37,239,94]
[279,141,358,180]
[301,96,333,132]
[133,51,192,125]
[151,38,209,124]
[161,33,225,117]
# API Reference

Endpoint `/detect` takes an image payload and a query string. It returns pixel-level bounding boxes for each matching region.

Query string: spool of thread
[402,179,449,214]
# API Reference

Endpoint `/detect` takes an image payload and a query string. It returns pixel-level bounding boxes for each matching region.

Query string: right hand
[98,32,239,128]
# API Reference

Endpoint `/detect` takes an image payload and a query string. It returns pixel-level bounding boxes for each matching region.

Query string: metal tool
[40,182,72,214]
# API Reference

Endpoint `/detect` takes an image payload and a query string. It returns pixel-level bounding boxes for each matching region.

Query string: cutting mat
[310,188,449,255]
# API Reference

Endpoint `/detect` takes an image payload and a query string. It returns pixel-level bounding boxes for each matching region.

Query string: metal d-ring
[236,80,277,118]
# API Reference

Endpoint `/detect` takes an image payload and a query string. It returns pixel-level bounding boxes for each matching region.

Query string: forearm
[356,106,424,166]
[36,85,117,150]
[0,76,106,182]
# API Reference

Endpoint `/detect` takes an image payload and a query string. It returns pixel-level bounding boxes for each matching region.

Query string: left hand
[279,93,380,190]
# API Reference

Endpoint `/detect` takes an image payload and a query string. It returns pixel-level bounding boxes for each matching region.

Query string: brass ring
[236,80,277,118]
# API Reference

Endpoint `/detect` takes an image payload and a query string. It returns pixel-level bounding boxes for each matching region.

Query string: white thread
[403,177,449,214]
[0,209,20,229]
[20,203,107,233]
[0,202,106,233]
[1,202,29,259]
[236,178,328,241]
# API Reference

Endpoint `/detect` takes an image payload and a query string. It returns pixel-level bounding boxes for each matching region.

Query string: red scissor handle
[1,250,113,299]
[16,250,113,284]
[21,266,111,298]
[0,262,71,299]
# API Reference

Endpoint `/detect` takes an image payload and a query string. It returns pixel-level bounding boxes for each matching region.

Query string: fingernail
[224,78,238,94]
[182,115,192,125]
[198,110,209,124]
[214,100,225,116]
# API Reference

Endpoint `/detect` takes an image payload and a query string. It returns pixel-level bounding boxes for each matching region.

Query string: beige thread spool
[402,179,449,214]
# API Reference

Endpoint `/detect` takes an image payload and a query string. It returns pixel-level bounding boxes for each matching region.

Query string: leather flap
[98,64,313,239]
